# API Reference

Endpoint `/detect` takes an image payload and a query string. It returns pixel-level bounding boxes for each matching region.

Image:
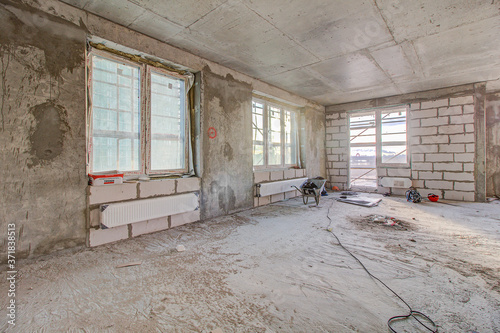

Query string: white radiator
[256,177,308,197]
[100,193,199,228]
[380,177,412,188]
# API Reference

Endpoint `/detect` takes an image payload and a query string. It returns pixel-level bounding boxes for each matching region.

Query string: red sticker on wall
[208,127,217,139]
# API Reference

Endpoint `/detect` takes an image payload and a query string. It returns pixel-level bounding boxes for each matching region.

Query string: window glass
[252,101,265,166]
[268,106,282,165]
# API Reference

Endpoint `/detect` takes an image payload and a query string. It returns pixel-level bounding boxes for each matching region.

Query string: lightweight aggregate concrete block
[425,180,454,190]
[450,114,474,124]
[438,124,464,135]
[326,113,339,120]
[420,135,449,144]
[443,172,474,181]
[139,179,175,198]
[444,191,475,201]
[296,169,306,177]
[284,169,296,179]
[339,169,348,176]
[331,175,348,182]
[421,99,448,109]
[89,183,137,205]
[463,104,474,114]
[326,127,338,134]
[433,163,463,171]
[285,190,297,199]
[413,126,437,136]
[326,140,338,148]
[465,143,475,152]
[454,182,475,192]
[411,109,437,119]
[387,168,411,177]
[420,117,448,127]
[171,210,200,228]
[463,163,474,172]
[410,136,421,146]
[414,144,438,153]
[454,153,474,163]
[391,188,407,196]
[439,144,465,153]
[331,148,347,154]
[412,171,419,179]
[258,195,271,206]
[410,119,420,128]
[131,217,169,237]
[325,134,332,141]
[330,133,347,140]
[89,225,129,247]
[418,189,443,198]
[378,168,387,176]
[412,180,425,188]
[449,96,474,105]
[89,208,100,228]
[410,103,420,111]
[327,154,339,162]
[412,162,433,171]
[330,119,347,127]
[412,153,425,162]
[449,134,474,143]
[418,171,443,180]
[176,177,201,193]
[271,193,285,203]
[254,197,259,207]
[270,170,284,181]
[254,171,270,183]
[438,106,462,116]
[465,124,475,132]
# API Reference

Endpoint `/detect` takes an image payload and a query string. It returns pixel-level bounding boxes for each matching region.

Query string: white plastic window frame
[87,49,189,176]
[252,97,299,170]
[377,105,409,168]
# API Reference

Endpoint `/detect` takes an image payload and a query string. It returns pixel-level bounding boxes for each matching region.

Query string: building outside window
[88,50,189,175]
[252,98,298,169]
[349,106,408,188]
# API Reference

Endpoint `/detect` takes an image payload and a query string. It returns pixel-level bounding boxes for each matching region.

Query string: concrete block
[463,104,474,114]
[438,125,464,135]
[296,169,306,177]
[443,191,475,201]
[412,162,433,171]
[449,96,474,105]
[131,217,169,237]
[335,161,348,169]
[410,103,420,111]
[254,197,259,207]
[171,210,200,228]
[449,134,474,143]
[438,106,462,116]
[450,114,474,124]
[331,175,348,183]
[411,109,437,119]
[89,183,137,205]
[270,170,284,181]
[330,133,347,140]
[421,99,448,109]
[176,177,201,193]
[271,193,285,203]
[443,172,474,181]
[412,153,425,162]
[326,127,339,134]
[339,168,348,176]
[284,169,296,179]
[425,153,454,162]
[377,168,387,177]
[420,117,448,127]
[254,171,270,183]
[465,144,475,152]
[330,119,347,127]
[328,154,339,162]
[410,119,420,128]
[326,113,340,120]
[410,136,420,146]
[387,168,411,177]
[89,225,129,247]
[414,144,438,153]
[325,134,332,141]
[412,180,425,188]
[258,195,271,206]
[420,135,449,144]
[425,180,453,190]
[465,124,475,132]
[89,208,100,227]
[433,163,463,171]
[412,171,419,179]
[326,140,339,148]
[454,182,475,192]
[331,148,347,154]
[139,179,175,198]
[285,190,297,199]
[439,144,465,153]
[454,153,474,163]
[463,163,474,172]
[413,126,438,136]
[419,171,443,180]
[418,189,443,198]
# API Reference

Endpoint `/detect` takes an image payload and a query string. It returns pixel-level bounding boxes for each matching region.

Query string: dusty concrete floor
[1,193,499,332]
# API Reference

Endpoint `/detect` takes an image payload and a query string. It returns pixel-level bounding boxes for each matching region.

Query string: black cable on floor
[324,199,438,333]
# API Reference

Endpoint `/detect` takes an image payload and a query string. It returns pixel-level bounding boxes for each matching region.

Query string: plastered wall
[0,0,326,259]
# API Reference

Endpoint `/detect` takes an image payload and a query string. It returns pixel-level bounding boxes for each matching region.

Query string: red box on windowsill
[88,173,124,186]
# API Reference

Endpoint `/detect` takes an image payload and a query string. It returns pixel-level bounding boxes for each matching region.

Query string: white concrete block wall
[324,95,476,201]
[253,169,306,206]
[88,177,202,247]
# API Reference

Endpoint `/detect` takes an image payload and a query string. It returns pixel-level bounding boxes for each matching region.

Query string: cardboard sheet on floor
[337,197,382,207]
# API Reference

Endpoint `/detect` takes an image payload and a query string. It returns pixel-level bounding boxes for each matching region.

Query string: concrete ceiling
[61,0,500,106]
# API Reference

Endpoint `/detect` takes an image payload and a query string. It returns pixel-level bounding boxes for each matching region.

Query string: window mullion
[141,64,149,175]
[264,102,269,167]
[281,108,285,167]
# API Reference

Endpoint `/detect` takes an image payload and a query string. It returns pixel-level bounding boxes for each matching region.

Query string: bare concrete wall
[0,0,88,257]
[201,68,254,219]
[486,91,500,197]
[303,107,327,179]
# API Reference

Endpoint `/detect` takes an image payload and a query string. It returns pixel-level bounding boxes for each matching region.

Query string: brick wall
[325,95,477,201]
[253,169,306,206]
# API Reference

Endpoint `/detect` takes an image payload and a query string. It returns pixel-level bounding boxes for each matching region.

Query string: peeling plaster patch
[28,101,69,167]
[0,0,86,78]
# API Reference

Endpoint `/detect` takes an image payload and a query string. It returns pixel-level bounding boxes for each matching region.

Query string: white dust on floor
[1,195,499,332]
